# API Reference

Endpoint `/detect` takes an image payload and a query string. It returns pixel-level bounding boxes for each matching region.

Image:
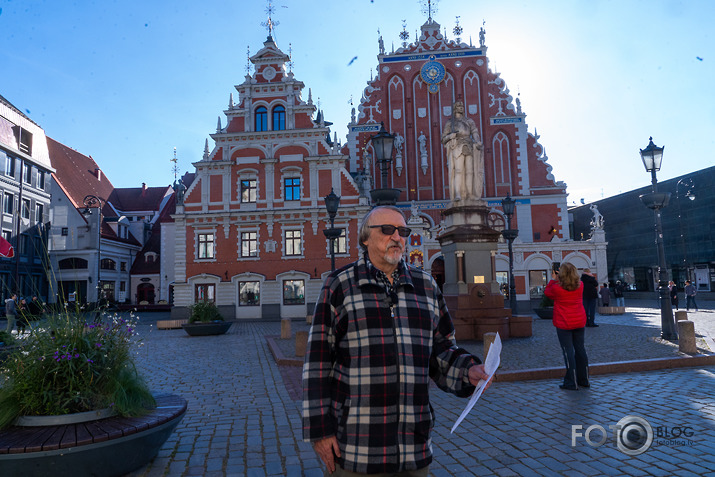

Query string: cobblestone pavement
[123,301,715,476]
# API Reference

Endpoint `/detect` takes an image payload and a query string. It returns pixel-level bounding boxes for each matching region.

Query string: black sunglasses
[369,224,412,238]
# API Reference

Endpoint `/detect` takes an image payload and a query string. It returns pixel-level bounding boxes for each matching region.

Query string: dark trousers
[583,298,597,325]
[686,296,698,311]
[556,327,589,388]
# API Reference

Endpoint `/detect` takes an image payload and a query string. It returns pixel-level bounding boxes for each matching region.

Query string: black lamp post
[638,137,677,341]
[675,177,695,283]
[323,188,341,272]
[82,194,103,306]
[369,122,401,205]
[501,194,518,314]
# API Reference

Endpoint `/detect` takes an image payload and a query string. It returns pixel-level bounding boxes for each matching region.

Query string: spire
[203,139,210,160]
[216,116,222,133]
[261,1,280,42]
[421,0,439,23]
[307,88,313,105]
[245,45,251,76]
[228,93,234,109]
[170,147,179,182]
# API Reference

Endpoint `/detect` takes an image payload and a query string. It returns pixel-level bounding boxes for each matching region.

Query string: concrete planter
[182,321,233,336]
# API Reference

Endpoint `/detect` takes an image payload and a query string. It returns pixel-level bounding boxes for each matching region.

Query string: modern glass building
[571,166,715,292]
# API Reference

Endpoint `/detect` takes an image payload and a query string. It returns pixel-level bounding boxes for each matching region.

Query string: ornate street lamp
[323,188,342,272]
[369,122,401,205]
[501,194,519,314]
[82,194,103,307]
[638,137,677,341]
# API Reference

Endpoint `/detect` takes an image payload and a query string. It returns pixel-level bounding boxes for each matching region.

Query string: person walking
[545,263,589,391]
[581,268,599,327]
[685,280,699,311]
[614,281,625,308]
[669,281,679,311]
[4,293,17,334]
[303,206,492,476]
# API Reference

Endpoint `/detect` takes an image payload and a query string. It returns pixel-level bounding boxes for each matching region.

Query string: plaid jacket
[302,256,478,474]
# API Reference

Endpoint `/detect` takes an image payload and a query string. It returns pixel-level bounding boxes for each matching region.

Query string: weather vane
[288,42,294,73]
[399,20,410,48]
[421,0,439,22]
[170,147,179,182]
[261,1,280,39]
[245,45,251,75]
[453,16,462,43]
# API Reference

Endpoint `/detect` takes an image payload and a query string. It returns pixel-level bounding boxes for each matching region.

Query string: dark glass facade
[571,166,715,292]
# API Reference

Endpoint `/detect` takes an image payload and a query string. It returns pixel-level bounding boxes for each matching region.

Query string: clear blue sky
[2,0,713,204]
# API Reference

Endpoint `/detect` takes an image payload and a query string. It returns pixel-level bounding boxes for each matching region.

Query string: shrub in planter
[0,310,155,429]
[188,300,224,323]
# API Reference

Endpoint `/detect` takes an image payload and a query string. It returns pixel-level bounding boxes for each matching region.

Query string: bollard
[295,331,309,357]
[483,332,497,360]
[675,311,688,321]
[677,320,697,354]
[281,318,292,339]
[306,314,313,325]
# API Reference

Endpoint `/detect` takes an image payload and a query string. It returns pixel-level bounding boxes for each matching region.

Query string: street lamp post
[323,188,341,272]
[675,177,695,283]
[82,195,103,306]
[638,137,677,341]
[369,122,401,206]
[501,194,519,314]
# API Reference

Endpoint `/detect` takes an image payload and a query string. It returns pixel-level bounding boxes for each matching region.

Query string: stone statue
[418,131,427,157]
[394,132,404,160]
[590,204,604,230]
[441,101,485,202]
[174,179,186,205]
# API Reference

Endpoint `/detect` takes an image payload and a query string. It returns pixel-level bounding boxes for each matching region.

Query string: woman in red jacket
[544,262,590,390]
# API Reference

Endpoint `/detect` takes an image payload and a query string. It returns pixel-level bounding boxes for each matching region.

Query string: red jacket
[544,280,587,330]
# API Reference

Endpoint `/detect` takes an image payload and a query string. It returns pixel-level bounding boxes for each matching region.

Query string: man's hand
[468,363,493,391]
[313,436,340,474]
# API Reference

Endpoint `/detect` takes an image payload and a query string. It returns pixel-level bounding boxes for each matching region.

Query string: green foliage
[188,300,224,323]
[0,312,155,428]
[539,294,554,308]
[0,331,15,347]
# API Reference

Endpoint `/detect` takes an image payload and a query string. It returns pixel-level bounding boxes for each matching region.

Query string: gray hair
[358,206,405,250]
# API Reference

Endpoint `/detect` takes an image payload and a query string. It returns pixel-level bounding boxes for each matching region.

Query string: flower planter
[182,321,233,336]
[0,393,187,477]
[533,307,553,320]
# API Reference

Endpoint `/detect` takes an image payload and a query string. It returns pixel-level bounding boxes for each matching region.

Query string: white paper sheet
[450,332,501,433]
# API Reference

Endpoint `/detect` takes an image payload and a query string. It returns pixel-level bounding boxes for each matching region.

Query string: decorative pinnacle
[245,45,251,75]
[261,0,280,39]
[399,20,410,48]
[170,147,179,182]
[421,0,439,22]
[453,16,463,43]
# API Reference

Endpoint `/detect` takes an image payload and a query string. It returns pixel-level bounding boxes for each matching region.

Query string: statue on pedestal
[441,101,485,202]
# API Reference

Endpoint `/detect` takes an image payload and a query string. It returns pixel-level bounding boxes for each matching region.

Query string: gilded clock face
[420,55,446,93]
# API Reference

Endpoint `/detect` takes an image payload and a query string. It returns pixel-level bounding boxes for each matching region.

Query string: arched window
[272,105,286,130]
[255,106,267,131]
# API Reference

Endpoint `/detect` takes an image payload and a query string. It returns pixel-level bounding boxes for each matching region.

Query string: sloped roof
[47,136,115,210]
[109,185,173,212]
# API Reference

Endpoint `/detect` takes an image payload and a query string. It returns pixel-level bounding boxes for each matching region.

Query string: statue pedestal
[439,202,515,340]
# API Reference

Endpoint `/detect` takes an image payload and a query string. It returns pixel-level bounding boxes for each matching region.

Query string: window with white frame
[37,170,45,189]
[241,231,258,258]
[4,155,14,176]
[239,281,260,306]
[197,232,215,259]
[3,193,12,215]
[240,179,257,203]
[332,228,347,254]
[283,279,305,305]
[35,203,44,223]
[283,177,300,201]
[284,229,302,256]
[22,163,32,184]
[21,199,30,219]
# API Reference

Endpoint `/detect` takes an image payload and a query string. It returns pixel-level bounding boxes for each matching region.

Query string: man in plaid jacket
[303,206,490,476]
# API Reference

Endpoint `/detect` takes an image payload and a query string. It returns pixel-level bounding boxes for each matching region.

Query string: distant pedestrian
[614,281,625,308]
[5,293,17,333]
[599,283,611,307]
[581,268,599,327]
[17,298,28,334]
[545,263,589,391]
[669,281,679,310]
[685,280,699,311]
[28,295,44,318]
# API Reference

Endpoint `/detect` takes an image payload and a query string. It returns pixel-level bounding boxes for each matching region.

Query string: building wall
[572,166,715,292]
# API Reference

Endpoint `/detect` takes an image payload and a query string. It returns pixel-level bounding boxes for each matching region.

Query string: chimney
[142,183,147,196]
[95,168,102,181]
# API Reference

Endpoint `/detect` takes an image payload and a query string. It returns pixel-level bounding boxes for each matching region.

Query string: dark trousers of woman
[556,327,589,389]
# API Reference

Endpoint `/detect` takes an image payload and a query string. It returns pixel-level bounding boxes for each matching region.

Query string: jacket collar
[355,252,414,291]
